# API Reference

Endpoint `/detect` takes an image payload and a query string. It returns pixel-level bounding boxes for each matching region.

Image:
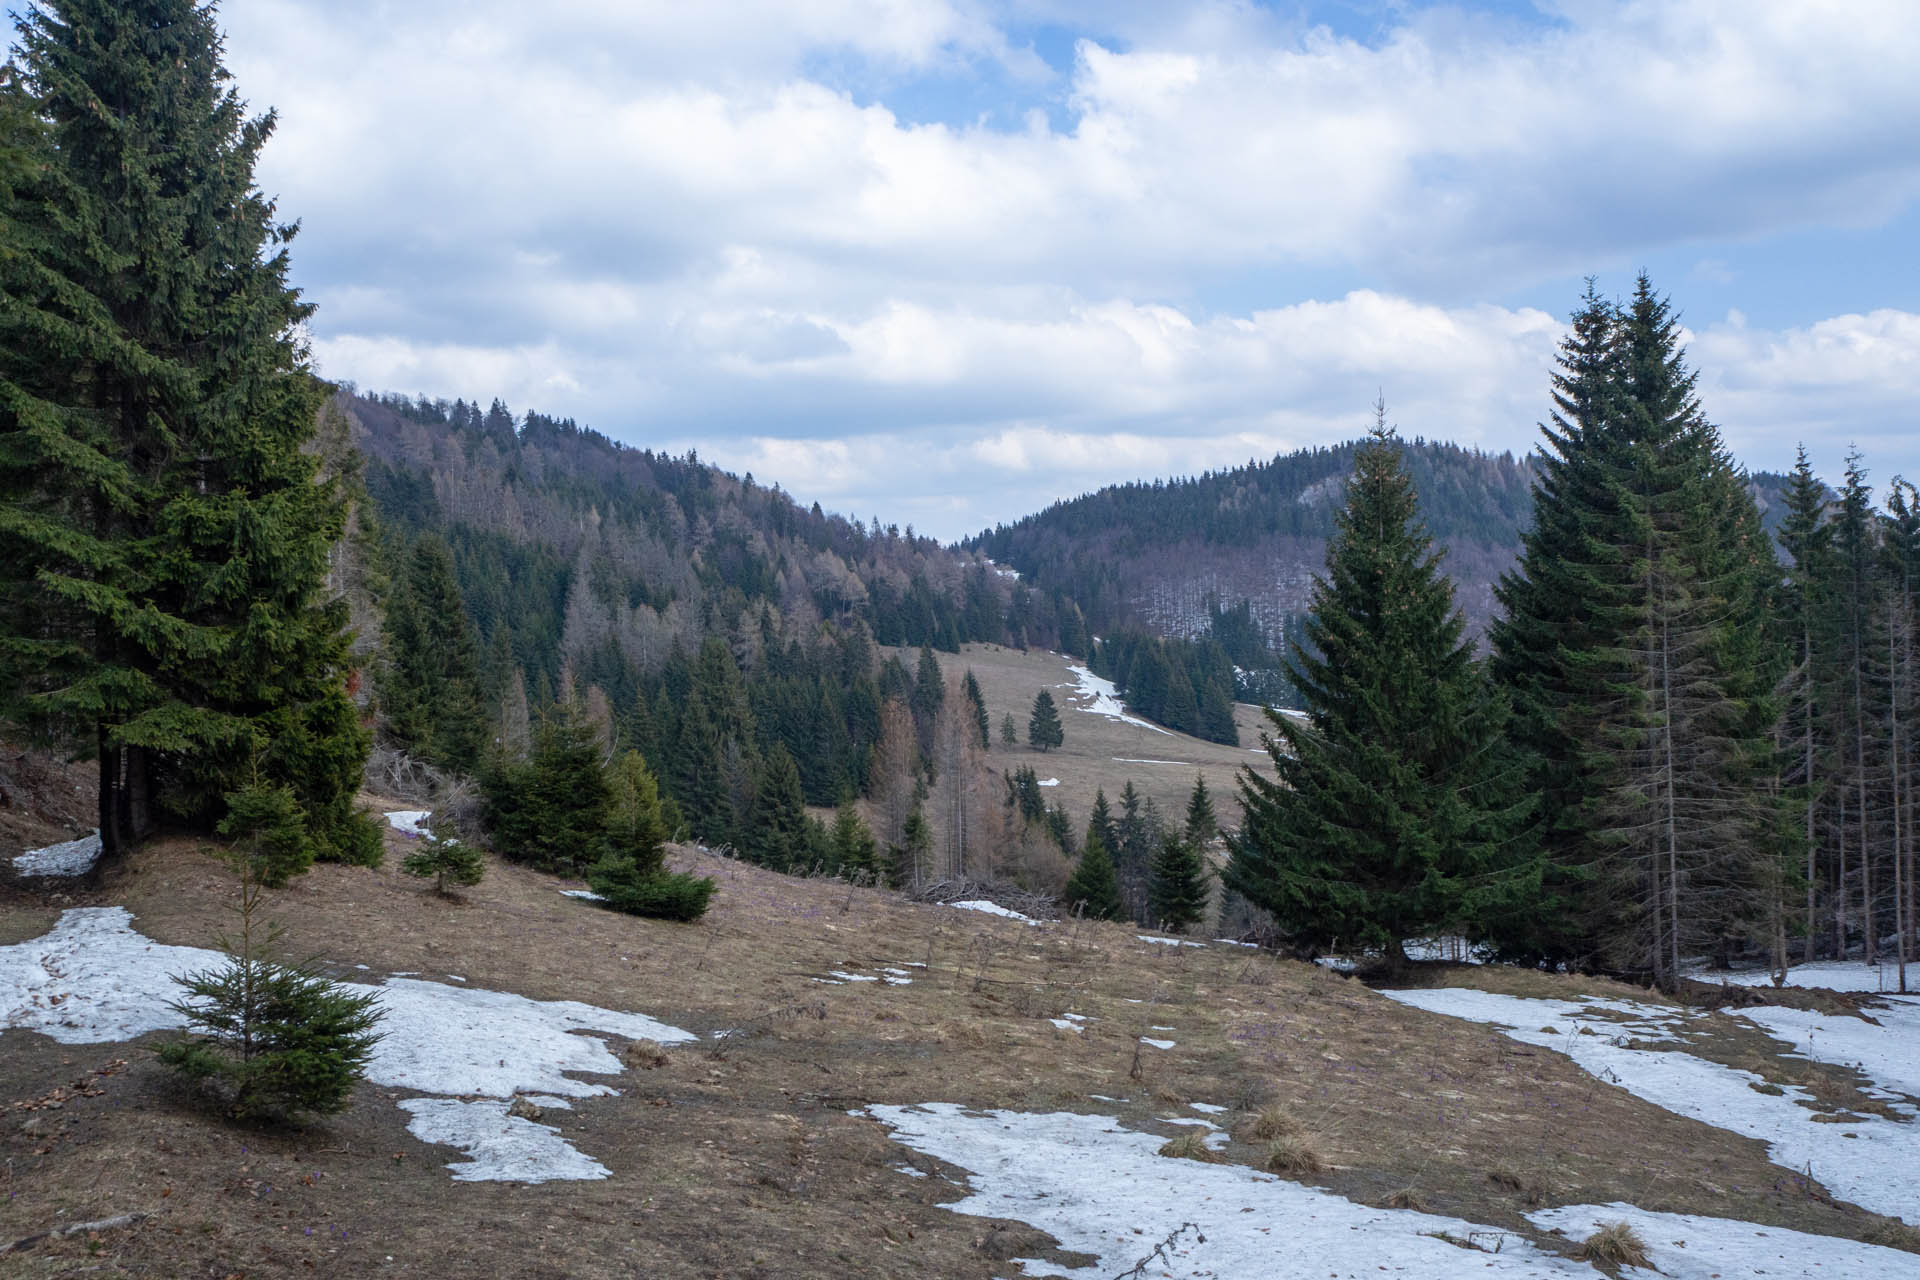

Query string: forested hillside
[969,436,1794,643]
[344,390,1089,701]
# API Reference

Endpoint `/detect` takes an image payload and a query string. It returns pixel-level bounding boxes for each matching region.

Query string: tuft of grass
[1384,1186,1430,1211]
[1246,1103,1299,1140]
[1573,1221,1650,1269]
[623,1039,670,1070]
[1157,1130,1222,1163]
[1262,1134,1324,1176]
[1864,1218,1920,1255]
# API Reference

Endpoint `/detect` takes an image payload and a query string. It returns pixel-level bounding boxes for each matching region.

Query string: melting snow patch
[0,907,694,1183]
[949,900,1038,924]
[1383,986,1920,1219]
[894,1164,928,1178]
[1529,1204,1920,1279]
[399,1098,609,1183]
[1188,1102,1226,1114]
[12,832,102,878]
[1691,959,1919,994]
[829,970,879,983]
[560,888,606,902]
[1734,996,1920,1105]
[865,1104,1602,1277]
[1137,935,1204,948]
[1064,666,1173,735]
[384,810,430,837]
[1139,1037,1176,1050]
[1112,758,1186,765]
[1036,777,1059,787]
[1048,1018,1085,1032]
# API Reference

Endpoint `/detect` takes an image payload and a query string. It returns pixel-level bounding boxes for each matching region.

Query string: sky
[205,0,1920,541]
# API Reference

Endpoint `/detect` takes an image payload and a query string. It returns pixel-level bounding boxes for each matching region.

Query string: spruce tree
[1088,788,1118,857]
[894,805,931,887]
[744,744,809,871]
[402,832,487,897]
[1226,412,1531,972]
[1183,776,1218,848]
[0,1,375,867]
[829,797,878,876]
[1028,689,1065,751]
[380,535,486,772]
[1148,835,1209,934]
[481,697,611,874]
[587,750,713,921]
[962,669,990,748]
[1001,713,1018,747]
[1064,828,1124,921]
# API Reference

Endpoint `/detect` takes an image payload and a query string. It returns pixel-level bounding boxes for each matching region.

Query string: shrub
[402,831,486,896]
[1248,1103,1299,1140]
[587,859,715,922]
[158,866,383,1122]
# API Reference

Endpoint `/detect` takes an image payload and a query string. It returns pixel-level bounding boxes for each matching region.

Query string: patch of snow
[829,970,879,983]
[1403,936,1492,965]
[1137,935,1205,948]
[399,1098,609,1183]
[445,975,465,982]
[1036,777,1059,787]
[882,967,913,976]
[949,899,1038,924]
[1691,959,1919,994]
[384,810,431,837]
[894,1164,928,1178]
[1159,1116,1215,1128]
[1048,1018,1085,1032]
[865,1104,1602,1278]
[519,1094,574,1110]
[1188,1102,1226,1114]
[560,889,606,902]
[1087,1094,1123,1102]
[1151,1025,1175,1031]
[12,832,102,878]
[1736,996,1920,1104]
[1383,986,1920,1219]
[1213,939,1258,949]
[1113,758,1186,765]
[0,907,695,1183]
[1139,1037,1176,1049]
[1529,1204,1920,1279]
[1064,665,1174,735]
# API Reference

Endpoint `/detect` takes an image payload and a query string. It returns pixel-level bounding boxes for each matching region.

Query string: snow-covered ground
[1137,934,1205,948]
[1690,957,1919,994]
[384,810,431,837]
[1063,665,1173,735]
[0,907,694,1183]
[1528,1204,1920,1279]
[861,1102,1920,1278]
[12,832,102,878]
[1382,986,1920,1219]
[864,1104,1605,1277]
[949,899,1040,924]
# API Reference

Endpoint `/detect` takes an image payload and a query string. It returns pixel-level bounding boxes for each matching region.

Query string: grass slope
[916,642,1272,830]
[4,806,1916,1277]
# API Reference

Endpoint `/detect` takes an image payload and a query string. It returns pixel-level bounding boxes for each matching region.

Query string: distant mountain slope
[338,391,1082,694]
[968,439,1794,642]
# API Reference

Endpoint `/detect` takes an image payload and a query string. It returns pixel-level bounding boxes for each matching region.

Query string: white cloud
[194,0,1920,536]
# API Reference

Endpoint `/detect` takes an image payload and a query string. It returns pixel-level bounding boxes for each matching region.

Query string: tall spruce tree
[1226,411,1531,971]
[1183,776,1218,848]
[380,534,486,772]
[1028,689,1064,751]
[1491,278,1789,984]
[0,1,374,866]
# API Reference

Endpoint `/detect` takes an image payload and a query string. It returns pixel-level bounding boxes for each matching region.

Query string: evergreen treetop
[1028,688,1064,752]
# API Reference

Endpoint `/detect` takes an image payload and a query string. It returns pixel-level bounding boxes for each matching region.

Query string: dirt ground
[3,805,1917,1277]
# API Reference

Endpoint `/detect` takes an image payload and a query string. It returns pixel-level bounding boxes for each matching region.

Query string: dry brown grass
[1157,1130,1223,1163]
[1246,1103,1300,1140]
[1263,1134,1325,1176]
[1573,1220,1651,1269]
[4,799,1915,1277]
[1383,1185,1430,1211]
